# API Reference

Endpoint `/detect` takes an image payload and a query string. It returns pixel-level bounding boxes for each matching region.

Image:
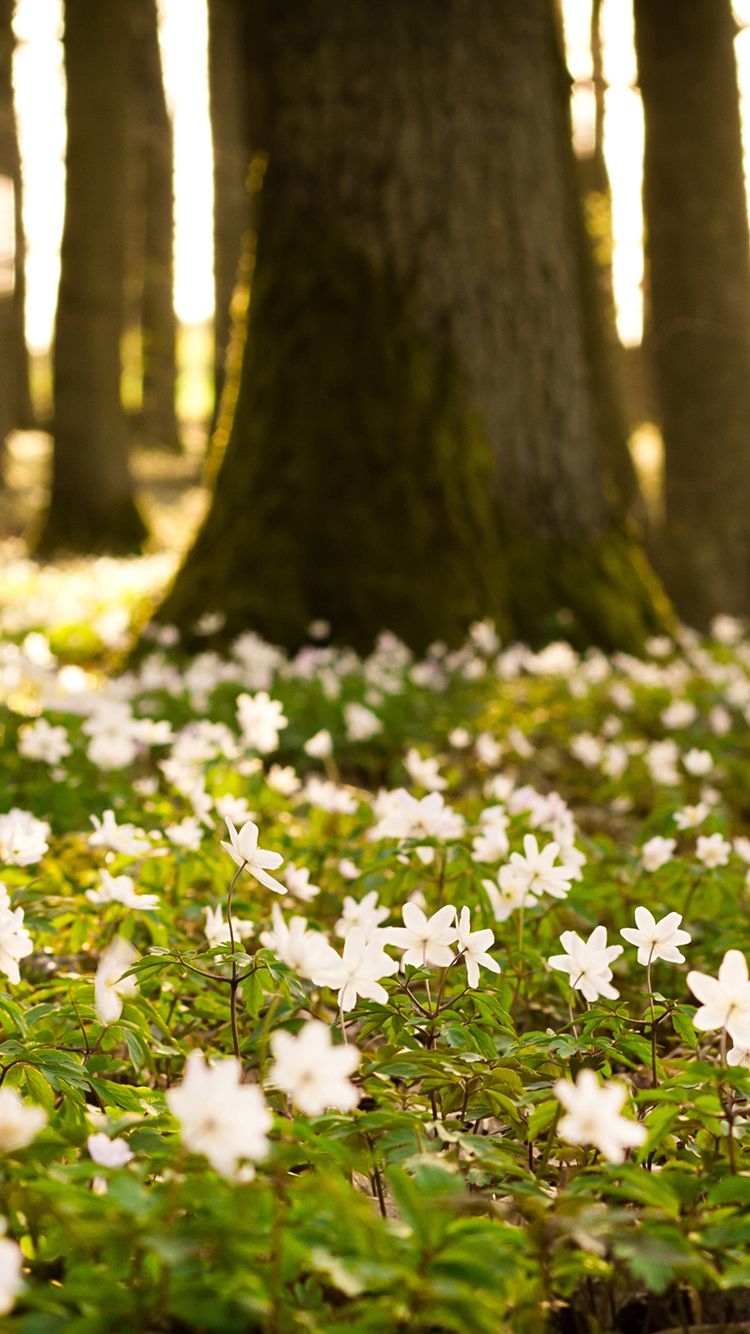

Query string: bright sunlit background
[12,0,213,354]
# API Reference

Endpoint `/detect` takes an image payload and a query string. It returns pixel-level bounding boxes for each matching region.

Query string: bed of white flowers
[2,597,750,1331]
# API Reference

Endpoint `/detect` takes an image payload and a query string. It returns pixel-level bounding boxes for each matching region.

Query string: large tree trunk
[130,0,180,453]
[208,0,253,433]
[0,0,32,454]
[37,0,146,554]
[159,0,668,654]
[634,0,750,626]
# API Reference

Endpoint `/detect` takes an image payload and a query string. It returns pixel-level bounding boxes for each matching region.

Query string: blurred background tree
[0,0,32,456]
[5,0,750,648]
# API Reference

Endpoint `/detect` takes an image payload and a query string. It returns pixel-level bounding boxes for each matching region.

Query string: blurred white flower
[269,1020,360,1114]
[265,764,301,797]
[0,1087,46,1151]
[0,808,49,867]
[673,803,710,831]
[640,836,676,872]
[304,730,333,759]
[304,777,359,815]
[555,1069,646,1163]
[237,691,287,754]
[87,1133,133,1167]
[404,749,446,792]
[0,905,33,985]
[284,863,320,901]
[86,871,160,912]
[167,1051,271,1179]
[94,937,139,1025]
[695,833,731,868]
[0,1228,23,1316]
[683,748,713,777]
[18,718,71,764]
[335,890,389,941]
[260,903,332,979]
[88,810,151,857]
[344,703,382,741]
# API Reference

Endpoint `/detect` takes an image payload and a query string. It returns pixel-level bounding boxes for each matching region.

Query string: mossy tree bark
[634,0,750,626]
[129,0,180,453]
[0,0,33,454]
[36,0,146,555]
[159,0,668,654]
[207,0,253,433]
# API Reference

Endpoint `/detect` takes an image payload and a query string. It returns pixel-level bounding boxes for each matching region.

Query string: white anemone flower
[555,1069,646,1163]
[620,907,691,967]
[687,949,750,1047]
[221,818,286,894]
[167,1051,271,1179]
[94,937,139,1025]
[269,1020,360,1114]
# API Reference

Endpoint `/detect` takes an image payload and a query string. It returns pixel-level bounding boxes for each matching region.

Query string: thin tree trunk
[635,0,750,625]
[37,0,146,554]
[130,0,180,452]
[159,0,668,654]
[0,0,32,453]
[208,0,253,433]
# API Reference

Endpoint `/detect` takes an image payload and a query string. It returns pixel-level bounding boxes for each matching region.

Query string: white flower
[18,718,71,764]
[214,794,254,827]
[259,903,333,979]
[338,858,361,880]
[164,817,204,850]
[221,818,286,894]
[696,833,731,868]
[482,866,531,921]
[87,1133,133,1167]
[0,1088,46,1152]
[548,926,623,1003]
[237,691,287,754]
[734,836,750,865]
[404,749,446,792]
[507,835,576,902]
[0,1232,23,1315]
[0,906,33,984]
[335,890,389,941]
[269,1020,360,1114]
[673,803,710,831]
[385,903,457,969]
[344,703,382,741]
[203,904,254,949]
[86,871,160,912]
[94,937,139,1025]
[455,907,501,989]
[555,1069,646,1163]
[283,863,320,901]
[620,907,691,966]
[88,810,151,857]
[167,1051,272,1179]
[727,1044,750,1069]
[304,729,333,759]
[265,764,302,797]
[310,926,399,1012]
[683,748,713,777]
[303,777,358,814]
[687,949,750,1046]
[0,808,50,866]
[640,836,676,872]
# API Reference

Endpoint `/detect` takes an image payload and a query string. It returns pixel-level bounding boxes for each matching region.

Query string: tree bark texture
[0,0,32,451]
[635,0,750,626]
[38,0,146,554]
[129,0,180,452]
[160,0,668,653]
[208,0,253,432]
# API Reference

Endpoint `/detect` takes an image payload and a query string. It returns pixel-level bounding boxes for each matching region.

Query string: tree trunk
[37,0,146,554]
[0,0,32,454]
[208,0,253,433]
[634,0,750,626]
[159,0,668,654]
[130,0,180,453]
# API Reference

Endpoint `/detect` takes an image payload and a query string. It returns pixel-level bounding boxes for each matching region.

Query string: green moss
[504,523,674,654]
